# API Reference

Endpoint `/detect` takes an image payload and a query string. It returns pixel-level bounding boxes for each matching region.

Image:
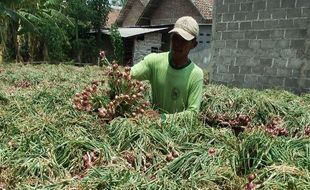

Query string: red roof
[107,8,121,27]
[117,0,213,26]
[193,0,213,20]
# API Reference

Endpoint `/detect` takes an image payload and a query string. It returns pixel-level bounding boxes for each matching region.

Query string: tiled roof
[140,0,150,6]
[193,0,213,20]
[107,8,121,27]
[116,0,149,26]
[117,0,213,26]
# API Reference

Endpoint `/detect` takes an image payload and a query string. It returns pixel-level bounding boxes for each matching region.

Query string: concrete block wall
[190,48,211,69]
[133,33,162,63]
[210,0,310,93]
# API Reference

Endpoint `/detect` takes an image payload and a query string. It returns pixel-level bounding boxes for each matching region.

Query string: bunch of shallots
[263,117,288,137]
[305,126,310,137]
[165,145,179,162]
[203,113,252,128]
[73,61,150,121]
[243,174,260,190]
[73,80,102,112]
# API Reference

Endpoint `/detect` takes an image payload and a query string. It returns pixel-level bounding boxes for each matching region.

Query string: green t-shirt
[131,52,203,115]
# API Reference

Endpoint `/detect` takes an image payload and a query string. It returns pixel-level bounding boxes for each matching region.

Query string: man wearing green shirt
[130,16,204,120]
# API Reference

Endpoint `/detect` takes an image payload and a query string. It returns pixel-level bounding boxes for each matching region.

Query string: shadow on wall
[189,48,211,69]
[298,39,310,92]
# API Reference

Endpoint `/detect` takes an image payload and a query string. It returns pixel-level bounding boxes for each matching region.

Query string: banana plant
[21,0,73,62]
[0,0,37,63]
[0,0,72,63]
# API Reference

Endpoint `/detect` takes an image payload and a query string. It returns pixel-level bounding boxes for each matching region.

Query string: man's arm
[187,79,204,113]
[130,54,154,81]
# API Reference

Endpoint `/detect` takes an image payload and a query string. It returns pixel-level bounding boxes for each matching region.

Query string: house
[106,6,121,28]
[102,0,213,67]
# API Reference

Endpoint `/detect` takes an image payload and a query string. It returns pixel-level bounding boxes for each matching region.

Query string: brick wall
[133,33,162,63]
[210,0,310,93]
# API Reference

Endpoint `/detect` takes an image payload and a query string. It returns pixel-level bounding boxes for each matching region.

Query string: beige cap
[169,16,199,41]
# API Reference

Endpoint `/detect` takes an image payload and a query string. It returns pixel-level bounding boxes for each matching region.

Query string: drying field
[0,63,309,189]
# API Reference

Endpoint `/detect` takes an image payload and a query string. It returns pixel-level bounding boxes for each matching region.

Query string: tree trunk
[0,44,3,64]
[11,21,22,63]
[17,22,23,62]
[43,42,49,62]
[0,19,7,64]
[77,49,82,63]
[75,19,79,41]
[28,33,34,63]
[75,19,80,63]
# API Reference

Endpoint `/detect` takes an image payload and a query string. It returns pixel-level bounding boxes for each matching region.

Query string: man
[130,16,204,120]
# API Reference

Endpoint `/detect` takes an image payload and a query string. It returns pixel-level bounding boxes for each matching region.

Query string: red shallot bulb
[171,149,179,158]
[166,153,174,162]
[247,174,256,182]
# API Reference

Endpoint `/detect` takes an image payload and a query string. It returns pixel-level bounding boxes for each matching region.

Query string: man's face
[170,33,196,58]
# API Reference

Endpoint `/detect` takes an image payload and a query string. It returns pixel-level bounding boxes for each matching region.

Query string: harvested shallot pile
[0,63,309,189]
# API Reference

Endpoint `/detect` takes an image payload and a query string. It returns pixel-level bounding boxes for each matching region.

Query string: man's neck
[168,52,192,70]
[172,56,188,68]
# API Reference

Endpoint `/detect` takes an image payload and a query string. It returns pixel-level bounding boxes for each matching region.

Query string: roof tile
[193,0,213,20]
[107,8,121,27]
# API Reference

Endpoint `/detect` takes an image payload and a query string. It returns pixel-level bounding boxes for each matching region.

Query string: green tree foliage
[64,0,94,62]
[88,0,111,32]
[64,0,110,62]
[88,0,111,50]
[20,1,72,62]
[1,0,111,63]
[0,0,36,62]
[109,24,124,64]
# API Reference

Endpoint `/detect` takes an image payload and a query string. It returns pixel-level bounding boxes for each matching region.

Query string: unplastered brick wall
[210,0,310,93]
[133,33,162,63]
